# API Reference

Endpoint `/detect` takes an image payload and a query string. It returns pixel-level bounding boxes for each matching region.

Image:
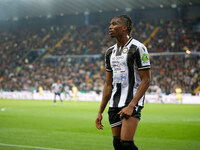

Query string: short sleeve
[105,48,113,72]
[135,45,151,71]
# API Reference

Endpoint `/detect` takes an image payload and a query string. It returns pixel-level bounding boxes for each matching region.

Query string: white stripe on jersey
[52,83,62,93]
[109,85,117,107]
[133,87,144,106]
[118,85,128,107]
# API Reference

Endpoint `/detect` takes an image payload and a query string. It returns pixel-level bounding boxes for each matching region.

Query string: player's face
[109,17,126,38]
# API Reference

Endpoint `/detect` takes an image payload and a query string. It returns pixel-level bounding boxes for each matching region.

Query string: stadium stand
[146,19,200,52]
[0,18,199,95]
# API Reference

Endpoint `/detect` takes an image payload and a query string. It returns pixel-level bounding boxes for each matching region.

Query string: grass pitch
[0,99,199,150]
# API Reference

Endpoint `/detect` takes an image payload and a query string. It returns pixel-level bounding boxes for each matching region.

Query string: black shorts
[55,93,61,96]
[108,106,143,128]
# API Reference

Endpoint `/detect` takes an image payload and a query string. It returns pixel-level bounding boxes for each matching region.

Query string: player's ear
[122,26,127,33]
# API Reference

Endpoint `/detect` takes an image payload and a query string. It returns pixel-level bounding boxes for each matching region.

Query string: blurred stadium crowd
[0,18,199,95]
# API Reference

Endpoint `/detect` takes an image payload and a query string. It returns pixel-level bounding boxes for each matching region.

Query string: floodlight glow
[125,8,132,12]
[13,17,18,21]
[47,14,52,18]
[186,49,191,54]
[84,10,90,15]
[171,4,177,8]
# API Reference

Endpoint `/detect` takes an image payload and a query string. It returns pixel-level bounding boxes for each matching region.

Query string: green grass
[0,99,200,150]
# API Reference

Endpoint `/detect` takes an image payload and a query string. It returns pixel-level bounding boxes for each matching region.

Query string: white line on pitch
[0,143,66,150]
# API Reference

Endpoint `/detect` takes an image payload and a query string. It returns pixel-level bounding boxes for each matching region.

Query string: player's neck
[116,34,130,47]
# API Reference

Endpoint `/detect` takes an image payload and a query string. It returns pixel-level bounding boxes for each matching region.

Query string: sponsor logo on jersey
[112,56,124,60]
[116,56,124,60]
[142,54,149,61]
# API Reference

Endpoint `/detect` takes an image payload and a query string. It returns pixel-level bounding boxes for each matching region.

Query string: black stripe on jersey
[135,47,142,68]
[113,83,121,107]
[105,47,114,72]
[116,46,124,56]
[125,44,137,106]
[115,38,132,56]
[107,46,115,51]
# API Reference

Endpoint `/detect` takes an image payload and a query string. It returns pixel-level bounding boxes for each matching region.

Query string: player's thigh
[121,117,139,141]
[111,125,121,137]
[108,107,123,137]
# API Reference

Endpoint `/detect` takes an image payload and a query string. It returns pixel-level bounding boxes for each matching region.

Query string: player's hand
[118,105,134,119]
[95,113,104,130]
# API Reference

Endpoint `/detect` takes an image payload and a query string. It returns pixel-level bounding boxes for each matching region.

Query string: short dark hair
[116,15,132,35]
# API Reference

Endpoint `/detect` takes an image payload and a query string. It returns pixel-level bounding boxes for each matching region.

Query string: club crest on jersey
[122,48,128,54]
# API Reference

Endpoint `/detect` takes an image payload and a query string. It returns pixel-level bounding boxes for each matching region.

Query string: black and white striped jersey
[52,83,62,93]
[105,38,150,108]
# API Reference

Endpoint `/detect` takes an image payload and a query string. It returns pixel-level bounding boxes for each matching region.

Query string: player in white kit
[51,80,63,106]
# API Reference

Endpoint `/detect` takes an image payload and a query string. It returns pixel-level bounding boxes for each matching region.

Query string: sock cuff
[121,140,134,143]
[113,136,120,140]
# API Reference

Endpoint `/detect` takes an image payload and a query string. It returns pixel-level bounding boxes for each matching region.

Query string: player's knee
[113,136,122,150]
[121,140,138,150]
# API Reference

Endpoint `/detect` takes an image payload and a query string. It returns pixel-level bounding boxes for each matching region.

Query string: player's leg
[59,93,64,105]
[120,106,142,150]
[160,95,164,104]
[64,92,68,100]
[112,126,122,150]
[54,93,57,106]
[109,107,123,150]
[121,117,139,150]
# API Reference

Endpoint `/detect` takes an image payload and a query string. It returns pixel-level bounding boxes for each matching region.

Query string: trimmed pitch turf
[0,99,199,150]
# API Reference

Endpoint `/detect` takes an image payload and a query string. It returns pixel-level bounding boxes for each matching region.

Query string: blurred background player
[156,85,164,103]
[39,86,43,95]
[30,85,35,100]
[72,84,78,101]
[64,83,70,100]
[51,80,63,106]
[175,85,182,104]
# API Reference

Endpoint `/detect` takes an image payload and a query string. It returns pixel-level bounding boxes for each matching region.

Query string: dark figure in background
[95,15,151,150]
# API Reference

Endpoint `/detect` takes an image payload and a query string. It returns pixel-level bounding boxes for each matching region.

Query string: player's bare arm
[51,86,53,92]
[96,71,112,130]
[118,69,150,118]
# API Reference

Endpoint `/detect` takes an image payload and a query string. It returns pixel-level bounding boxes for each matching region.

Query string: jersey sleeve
[105,48,113,72]
[135,45,151,71]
